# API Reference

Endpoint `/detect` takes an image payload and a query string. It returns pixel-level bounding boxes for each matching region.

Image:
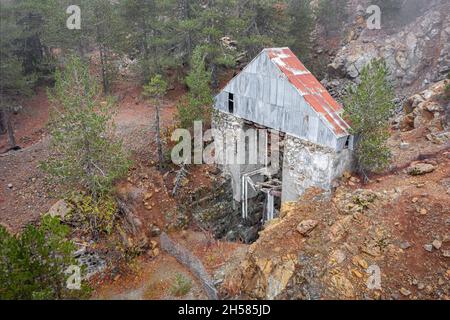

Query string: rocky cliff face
[328,0,450,96]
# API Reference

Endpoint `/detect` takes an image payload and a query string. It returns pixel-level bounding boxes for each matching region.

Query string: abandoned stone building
[212,48,354,220]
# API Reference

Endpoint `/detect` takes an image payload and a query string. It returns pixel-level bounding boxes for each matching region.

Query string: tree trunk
[0,109,6,134]
[155,104,164,171]
[99,46,109,94]
[142,15,152,82]
[4,111,18,150]
[95,10,110,95]
[210,62,218,89]
[205,0,219,89]
[179,0,193,65]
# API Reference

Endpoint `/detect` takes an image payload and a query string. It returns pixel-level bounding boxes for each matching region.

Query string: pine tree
[287,0,314,65]
[172,0,238,87]
[48,0,125,93]
[177,46,213,130]
[175,0,196,65]
[143,74,169,171]
[41,56,130,199]
[8,0,68,78]
[344,59,396,180]
[85,0,128,94]
[316,0,349,36]
[120,0,179,82]
[198,0,237,88]
[236,0,291,60]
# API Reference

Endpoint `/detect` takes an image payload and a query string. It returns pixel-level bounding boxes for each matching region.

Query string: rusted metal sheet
[267,48,350,137]
[214,48,351,150]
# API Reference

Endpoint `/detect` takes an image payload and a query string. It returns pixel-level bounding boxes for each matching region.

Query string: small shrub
[65,193,118,236]
[170,273,192,297]
[352,190,377,209]
[0,216,90,300]
[176,96,211,130]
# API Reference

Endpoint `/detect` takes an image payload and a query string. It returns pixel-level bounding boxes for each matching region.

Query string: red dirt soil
[0,87,49,153]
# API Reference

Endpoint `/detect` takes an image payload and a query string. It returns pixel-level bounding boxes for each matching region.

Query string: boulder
[407,163,436,176]
[240,253,298,300]
[296,220,318,236]
[400,79,449,132]
[149,224,161,237]
[432,240,442,250]
[329,274,355,299]
[242,226,259,244]
[48,200,71,220]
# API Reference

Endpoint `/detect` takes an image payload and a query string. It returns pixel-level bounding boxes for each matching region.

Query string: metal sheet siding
[214,49,350,150]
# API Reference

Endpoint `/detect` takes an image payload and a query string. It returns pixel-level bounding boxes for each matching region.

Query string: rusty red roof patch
[266,48,350,136]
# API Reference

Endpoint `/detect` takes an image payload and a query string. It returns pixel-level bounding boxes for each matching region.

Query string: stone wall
[212,111,244,202]
[281,135,353,202]
[211,109,244,134]
[212,110,266,202]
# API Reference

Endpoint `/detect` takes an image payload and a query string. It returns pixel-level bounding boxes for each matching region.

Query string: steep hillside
[220,151,449,300]
[327,0,450,96]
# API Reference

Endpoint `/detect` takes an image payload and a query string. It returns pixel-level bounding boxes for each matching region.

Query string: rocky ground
[92,230,243,300]
[0,87,54,233]
[0,139,55,233]
[0,87,49,154]
[219,151,449,300]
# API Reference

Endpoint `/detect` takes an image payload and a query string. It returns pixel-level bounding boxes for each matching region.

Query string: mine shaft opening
[190,120,285,244]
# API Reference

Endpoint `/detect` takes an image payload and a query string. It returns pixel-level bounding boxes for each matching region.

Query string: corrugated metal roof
[266,48,350,136]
